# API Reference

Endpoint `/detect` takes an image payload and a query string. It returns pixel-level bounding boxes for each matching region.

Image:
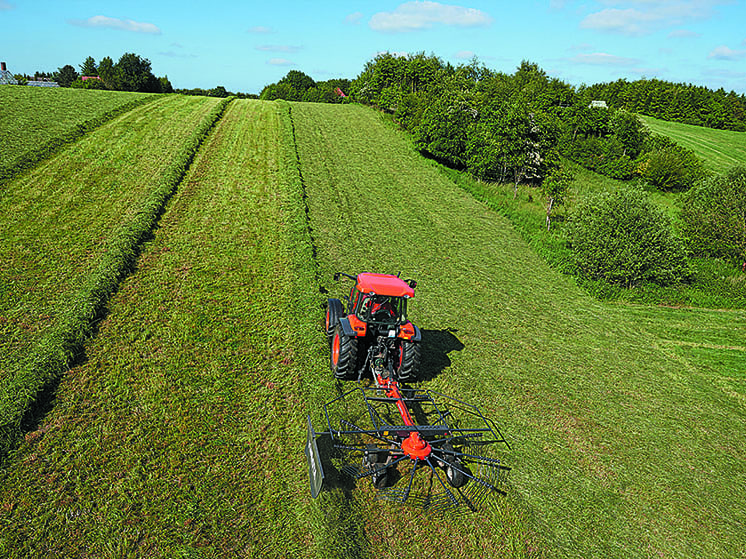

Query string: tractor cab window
[357,294,407,324]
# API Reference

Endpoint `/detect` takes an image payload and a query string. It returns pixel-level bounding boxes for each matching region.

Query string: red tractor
[325,272,421,382]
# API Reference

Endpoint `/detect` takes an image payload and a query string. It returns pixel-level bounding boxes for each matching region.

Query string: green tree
[568,187,689,287]
[681,167,746,263]
[609,110,647,158]
[54,64,79,87]
[98,56,116,89]
[114,53,155,92]
[278,70,315,94]
[80,56,98,76]
[541,167,573,231]
[159,76,174,94]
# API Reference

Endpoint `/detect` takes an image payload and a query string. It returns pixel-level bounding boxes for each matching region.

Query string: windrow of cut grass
[0,94,230,461]
[639,114,746,174]
[0,99,327,557]
[0,86,158,185]
[291,102,746,558]
[1,94,222,384]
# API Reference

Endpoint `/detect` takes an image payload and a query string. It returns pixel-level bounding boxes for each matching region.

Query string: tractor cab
[348,273,415,328]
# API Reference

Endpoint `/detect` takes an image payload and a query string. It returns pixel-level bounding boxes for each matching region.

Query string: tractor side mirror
[407,280,417,289]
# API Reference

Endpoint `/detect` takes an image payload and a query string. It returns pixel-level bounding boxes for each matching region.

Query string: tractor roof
[356,273,414,298]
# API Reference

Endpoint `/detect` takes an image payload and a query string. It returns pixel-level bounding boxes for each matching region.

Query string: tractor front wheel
[331,325,358,380]
[325,298,343,345]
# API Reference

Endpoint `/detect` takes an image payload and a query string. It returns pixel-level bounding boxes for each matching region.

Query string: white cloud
[668,29,700,38]
[370,1,492,33]
[581,1,729,36]
[159,51,198,59]
[454,50,475,59]
[267,58,295,66]
[256,45,301,53]
[569,52,640,66]
[345,12,364,25]
[581,8,656,35]
[248,26,274,34]
[69,15,161,34]
[708,45,746,60]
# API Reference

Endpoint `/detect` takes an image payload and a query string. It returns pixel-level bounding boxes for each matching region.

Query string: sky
[1,1,745,95]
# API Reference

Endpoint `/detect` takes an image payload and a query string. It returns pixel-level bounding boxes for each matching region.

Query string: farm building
[0,61,18,85]
[27,79,59,87]
[589,100,608,109]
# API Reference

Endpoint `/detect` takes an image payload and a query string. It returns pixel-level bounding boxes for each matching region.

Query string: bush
[71,78,107,90]
[681,167,746,263]
[568,187,690,286]
[635,142,706,190]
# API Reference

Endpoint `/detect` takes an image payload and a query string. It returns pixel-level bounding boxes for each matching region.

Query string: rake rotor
[306,376,511,513]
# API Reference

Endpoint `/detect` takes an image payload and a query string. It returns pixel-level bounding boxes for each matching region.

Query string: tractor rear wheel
[331,325,358,380]
[396,341,421,382]
[325,298,343,345]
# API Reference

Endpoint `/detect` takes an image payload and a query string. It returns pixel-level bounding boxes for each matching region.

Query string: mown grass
[291,102,746,558]
[0,94,226,458]
[1,98,743,559]
[639,114,746,174]
[0,94,222,380]
[0,99,326,557]
[0,86,158,185]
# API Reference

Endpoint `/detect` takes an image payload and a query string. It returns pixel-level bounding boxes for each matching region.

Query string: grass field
[0,95,222,383]
[292,102,746,558]
[0,86,157,184]
[0,94,744,558]
[639,114,746,174]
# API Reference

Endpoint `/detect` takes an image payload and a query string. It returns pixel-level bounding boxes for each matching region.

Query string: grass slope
[291,102,746,558]
[0,94,222,384]
[0,99,321,557]
[0,86,157,184]
[639,114,746,174]
[0,99,743,559]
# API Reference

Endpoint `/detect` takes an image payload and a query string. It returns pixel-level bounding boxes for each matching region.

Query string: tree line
[341,52,745,288]
[259,70,350,104]
[580,78,746,132]
[16,54,174,93]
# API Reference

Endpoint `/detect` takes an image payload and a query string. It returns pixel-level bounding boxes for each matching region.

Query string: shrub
[681,167,746,263]
[635,142,706,190]
[568,187,690,286]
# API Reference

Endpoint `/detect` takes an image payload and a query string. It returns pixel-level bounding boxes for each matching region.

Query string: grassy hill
[639,114,746,174]
[0,92,744,558]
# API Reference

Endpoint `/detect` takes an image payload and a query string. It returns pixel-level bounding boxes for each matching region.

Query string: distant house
[82,76,101,81]
[589,100,608,109]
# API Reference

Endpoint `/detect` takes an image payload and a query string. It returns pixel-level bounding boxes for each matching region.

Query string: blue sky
[1,1,745,94]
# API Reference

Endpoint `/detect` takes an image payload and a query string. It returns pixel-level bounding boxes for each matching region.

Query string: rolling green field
[0,86,157,184]
[639,114,746,173]
[0,94,223,383]
[0,91,744,558]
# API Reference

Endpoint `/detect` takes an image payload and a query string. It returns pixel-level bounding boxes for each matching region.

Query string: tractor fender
[412,324,422,343]
[338,318,357,338]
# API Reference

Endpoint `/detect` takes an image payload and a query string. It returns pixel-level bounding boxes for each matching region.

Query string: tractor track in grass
[285,102,324,292]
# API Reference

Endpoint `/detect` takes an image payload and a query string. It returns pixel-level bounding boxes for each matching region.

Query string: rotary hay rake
[306,346,511,514]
